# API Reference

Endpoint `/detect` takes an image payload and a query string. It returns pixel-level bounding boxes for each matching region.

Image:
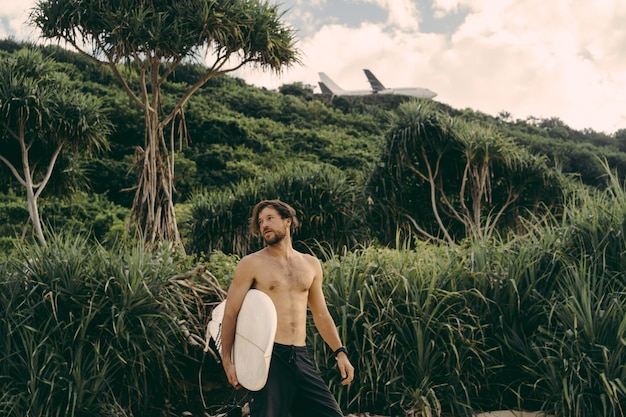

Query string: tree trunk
[128,91,181,248]
[20,137,46,246]
[25,182,46,246]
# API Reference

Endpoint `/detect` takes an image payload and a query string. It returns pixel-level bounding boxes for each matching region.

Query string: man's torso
[248,249,316,346]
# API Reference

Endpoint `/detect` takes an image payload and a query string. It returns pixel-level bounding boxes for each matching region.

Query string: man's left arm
[308,258,355,385]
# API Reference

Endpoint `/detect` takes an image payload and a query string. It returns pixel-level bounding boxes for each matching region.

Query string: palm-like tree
[0,48,110,246]
[376,100,559,243]
[31,0,300,248]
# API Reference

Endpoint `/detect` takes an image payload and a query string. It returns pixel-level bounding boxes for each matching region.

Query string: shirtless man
[220,199,355,417]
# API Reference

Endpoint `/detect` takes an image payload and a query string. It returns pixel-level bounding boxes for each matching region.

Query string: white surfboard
[207,289,278,391]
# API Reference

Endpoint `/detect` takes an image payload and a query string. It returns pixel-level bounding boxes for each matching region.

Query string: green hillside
[1,38,625,253]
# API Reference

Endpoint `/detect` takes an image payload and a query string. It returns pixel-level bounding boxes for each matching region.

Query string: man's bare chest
[255,261,314,293]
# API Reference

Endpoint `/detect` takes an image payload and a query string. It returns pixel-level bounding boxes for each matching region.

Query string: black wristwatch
[333,346,348,360]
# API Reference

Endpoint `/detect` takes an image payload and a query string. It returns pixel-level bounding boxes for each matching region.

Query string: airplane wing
[363,69,437,98]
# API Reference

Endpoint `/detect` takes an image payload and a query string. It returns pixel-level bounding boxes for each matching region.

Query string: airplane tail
[318,72,345,94]
[318,82,334,95]
[363,69,385,91]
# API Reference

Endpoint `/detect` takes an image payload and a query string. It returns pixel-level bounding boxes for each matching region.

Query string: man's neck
[265,237,294,258]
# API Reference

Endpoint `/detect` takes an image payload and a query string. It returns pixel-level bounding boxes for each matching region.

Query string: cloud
[362,0,421,30]
[237,0,626,133]
[442,0,626,131]
[0,0,38,40]
[3,0,624,132]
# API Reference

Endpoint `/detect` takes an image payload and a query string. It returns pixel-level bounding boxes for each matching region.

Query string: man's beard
[263,227,287,245]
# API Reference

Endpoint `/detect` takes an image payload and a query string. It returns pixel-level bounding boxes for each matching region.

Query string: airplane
[318,70,437,99]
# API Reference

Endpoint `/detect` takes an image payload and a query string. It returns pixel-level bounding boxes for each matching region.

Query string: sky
[2,0,625,134]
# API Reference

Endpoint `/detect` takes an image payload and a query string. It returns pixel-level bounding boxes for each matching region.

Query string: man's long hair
[249,200,300,237]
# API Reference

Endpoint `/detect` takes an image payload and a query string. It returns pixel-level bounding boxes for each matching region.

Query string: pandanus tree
[371,100,562,244]
[30,0,299,248]
[0,48,110,246]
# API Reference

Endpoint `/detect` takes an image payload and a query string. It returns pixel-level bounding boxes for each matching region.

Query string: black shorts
[249,343,343,417]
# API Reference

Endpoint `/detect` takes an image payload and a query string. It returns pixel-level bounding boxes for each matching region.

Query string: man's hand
[223,360,241,389]
[336,353,355,385]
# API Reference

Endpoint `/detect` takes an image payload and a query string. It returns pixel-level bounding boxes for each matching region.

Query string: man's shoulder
[296,252,321,270]
[299,251,319,262]
[239,251,264,264]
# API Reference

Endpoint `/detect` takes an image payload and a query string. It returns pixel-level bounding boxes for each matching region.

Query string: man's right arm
[220,255,255,388]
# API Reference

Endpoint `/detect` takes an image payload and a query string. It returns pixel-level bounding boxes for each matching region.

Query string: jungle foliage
[30,0,300,246]
[2,38,625,253]
[2,38,626,417]
[0,48,111,246]
[311,166,626,417]
[2,168,625,417]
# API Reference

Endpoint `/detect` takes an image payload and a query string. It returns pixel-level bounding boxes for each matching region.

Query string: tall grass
[309,165,626,416]
[527,261,626,417]
[0,234,189,417]
[313,243,495,416]
[521,164,626,417]
[3,165,626,416]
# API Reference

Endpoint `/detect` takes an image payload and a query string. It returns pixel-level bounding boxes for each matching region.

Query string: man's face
[258,207,290,245]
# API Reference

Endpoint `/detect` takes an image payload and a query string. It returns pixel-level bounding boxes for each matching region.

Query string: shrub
[0,234,188,417]
[0,191,29,256]
[40,193,130,246]
[0,191,130,250]
[313,244,494,417]
[309,165,626,416]
[185,162,369,257]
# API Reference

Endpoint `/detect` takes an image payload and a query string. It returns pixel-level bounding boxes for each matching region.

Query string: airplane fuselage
[374,88,437,98]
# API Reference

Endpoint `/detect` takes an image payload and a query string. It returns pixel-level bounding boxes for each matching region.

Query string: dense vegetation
[2,38,625,253]
[2,38,626,416]
[313,171,626,416]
